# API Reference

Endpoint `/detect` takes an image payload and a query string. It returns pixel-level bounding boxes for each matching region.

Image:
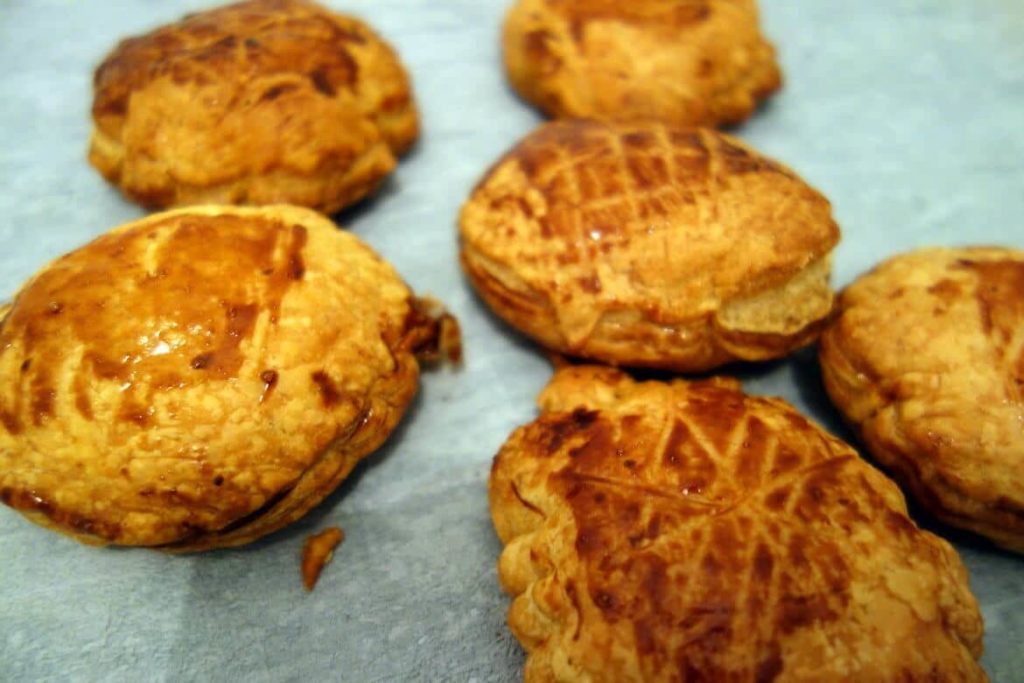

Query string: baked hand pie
[460,120,839,372]
[490,365,985,681]
[0,205,444,550]
[89,0,418,213]
[503,0,781,127]
[820,246,1024,553]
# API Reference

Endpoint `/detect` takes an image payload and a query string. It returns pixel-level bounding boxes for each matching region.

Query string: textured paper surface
[1,0,1022,680]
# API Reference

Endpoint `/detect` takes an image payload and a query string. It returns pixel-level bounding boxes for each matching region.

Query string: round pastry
[820,246,1024,553]
[460,119,839,372]
[503,0,781,127]
[0,205,444,550]
[89,0,418,213]
[490,365,985,681]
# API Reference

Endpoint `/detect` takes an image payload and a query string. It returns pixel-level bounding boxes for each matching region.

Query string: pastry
[490,365,985,681]
[0,205,445,550]
[503,0,781,127]
[460,120,839,372]
[820,246,1024,553]
[302,526,345,590]
[89,0,418,213]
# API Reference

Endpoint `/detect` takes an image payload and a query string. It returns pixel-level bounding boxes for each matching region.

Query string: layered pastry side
[503,0,781,127]
[490,365,985,681]
[89,0,419,213]
[0,205,446,551]
[460,119,839,372]
[820,246,1024,553]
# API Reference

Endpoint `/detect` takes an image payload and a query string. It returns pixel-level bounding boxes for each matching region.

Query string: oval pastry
[0,205,442,550]
[490,365,985,681]
[89,0,418,213]
[503,0,781,127]
[460,120,839,372]
[820,246,1024,553]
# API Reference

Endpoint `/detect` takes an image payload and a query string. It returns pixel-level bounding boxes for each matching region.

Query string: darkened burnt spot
[244,38,260,49]
[776,593,838,634]
[213,475,225,487]
[510,480,543,515]
[578,275,602,293]
[288,225,307,280]
[593,590,618,613]
[543,408,600,454]
[622,131,656,149]
[0,406,23,435]
[20,359,31,373]
[191,352,214,370]
[214,35,237,50]
[755,642,784,683]
[524,29,561,75]
[669,129,708,154]
[309,68,337,96]
[120,406,152,427]
[646,515,661,540]
[717,137,786,176]
[259,369,279,404]
[31,388,55,425]
[259,83,299,102]
[753,543,774,581]
[311,370,342,407]
[574,526,608,556]
[926,278,962,300]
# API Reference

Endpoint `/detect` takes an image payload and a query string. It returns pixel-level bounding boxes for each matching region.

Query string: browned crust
[819,246,1024,553]
[489,365,985,681]
[301,526,345,590]
[0,205,436,550]
[503,0,782,127]
[459,120,839,372]
[88,0,418,213]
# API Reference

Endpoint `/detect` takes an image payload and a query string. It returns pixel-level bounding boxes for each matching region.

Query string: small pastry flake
[302,526,345,591]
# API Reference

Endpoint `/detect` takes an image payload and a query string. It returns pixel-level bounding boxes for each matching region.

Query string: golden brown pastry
[820,246,1024,553]
[0,205,444,550]
[503,0,781,127]
[302,526,345,590]
[460,120,839,372]
[490,365,985,682]
[89,0,418,213]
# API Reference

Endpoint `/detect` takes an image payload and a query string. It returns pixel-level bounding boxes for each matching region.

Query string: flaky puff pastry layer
[0,205,441,550]
[820,246,1024,553]
[460,120,839,372]
[490,366,985,682]
[503,0,781,127]
[89,0,418,213]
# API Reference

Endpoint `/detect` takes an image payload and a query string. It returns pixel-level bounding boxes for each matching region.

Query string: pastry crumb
[301,526,345,591]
